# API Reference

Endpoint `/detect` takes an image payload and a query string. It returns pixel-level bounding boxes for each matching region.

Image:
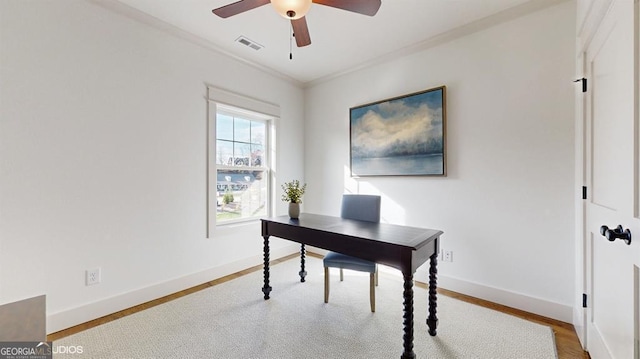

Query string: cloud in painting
[351,98,443,159]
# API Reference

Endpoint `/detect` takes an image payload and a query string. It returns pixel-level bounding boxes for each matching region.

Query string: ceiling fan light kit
[271,0,312,19]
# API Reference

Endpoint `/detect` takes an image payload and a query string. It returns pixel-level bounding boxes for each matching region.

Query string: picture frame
[349,86,447,177]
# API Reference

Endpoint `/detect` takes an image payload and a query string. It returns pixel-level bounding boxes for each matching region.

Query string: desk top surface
[262,213,442,250]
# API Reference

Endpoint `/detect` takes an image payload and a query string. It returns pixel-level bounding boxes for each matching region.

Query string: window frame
[206,86,279,237]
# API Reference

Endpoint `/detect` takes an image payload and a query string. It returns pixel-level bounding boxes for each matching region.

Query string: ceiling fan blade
[312,0,381,16]
[291,17,311,47]
[212,0,270,18]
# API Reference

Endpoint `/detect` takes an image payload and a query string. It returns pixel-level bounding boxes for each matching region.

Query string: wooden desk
[261,214,443,359]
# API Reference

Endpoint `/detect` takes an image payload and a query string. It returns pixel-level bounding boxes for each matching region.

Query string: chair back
[341,194,381,223]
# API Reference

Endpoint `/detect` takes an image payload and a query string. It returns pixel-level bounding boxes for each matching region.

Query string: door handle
[600,225,632,245]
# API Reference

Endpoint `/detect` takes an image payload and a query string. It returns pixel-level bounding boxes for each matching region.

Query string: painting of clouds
[350,86,446,176]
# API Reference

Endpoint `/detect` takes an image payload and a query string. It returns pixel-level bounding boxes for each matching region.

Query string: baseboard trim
[307,246,573,322]
[415,267,573,323]
[47,244,300,334]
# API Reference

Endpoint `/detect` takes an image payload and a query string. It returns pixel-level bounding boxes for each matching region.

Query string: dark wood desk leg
[401,273,416,359]
[299,244,307,282]
[262,235,272,300]
[426,253,438,336]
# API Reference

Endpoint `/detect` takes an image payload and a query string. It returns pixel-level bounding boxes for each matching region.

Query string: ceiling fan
[212,0,382,47]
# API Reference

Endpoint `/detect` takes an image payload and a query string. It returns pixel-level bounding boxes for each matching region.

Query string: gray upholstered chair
[323,194,381,312]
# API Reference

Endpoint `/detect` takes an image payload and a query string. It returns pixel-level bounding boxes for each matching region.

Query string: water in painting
[351,154,443,176]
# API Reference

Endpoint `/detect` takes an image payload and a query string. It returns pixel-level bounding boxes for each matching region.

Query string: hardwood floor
[48,253,589,359]
[430,287,589,359]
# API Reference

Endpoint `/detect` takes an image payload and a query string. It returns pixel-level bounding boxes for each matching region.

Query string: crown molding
[88,0,570,89]
[304,0,572,89]
[88,0,304,88]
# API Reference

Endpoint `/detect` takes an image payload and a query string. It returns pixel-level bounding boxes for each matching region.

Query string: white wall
[304,2,576,321]
[0,1,304,332]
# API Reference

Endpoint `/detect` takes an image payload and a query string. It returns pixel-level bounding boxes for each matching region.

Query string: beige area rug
[54,256,557,358]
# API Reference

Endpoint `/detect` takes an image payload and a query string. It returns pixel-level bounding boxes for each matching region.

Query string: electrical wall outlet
[86,268,101,286]
[444,251,453,262]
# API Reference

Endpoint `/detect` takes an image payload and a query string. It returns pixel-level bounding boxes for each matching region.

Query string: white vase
[288,202,300,219]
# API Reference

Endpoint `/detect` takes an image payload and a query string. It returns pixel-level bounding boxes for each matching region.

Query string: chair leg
[375,265,379,286]
[370,272,375,312]
[324,266,329,303]
[339,268,344,281]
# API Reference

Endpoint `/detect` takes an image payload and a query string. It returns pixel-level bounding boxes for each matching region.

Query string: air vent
[235,36,263,51]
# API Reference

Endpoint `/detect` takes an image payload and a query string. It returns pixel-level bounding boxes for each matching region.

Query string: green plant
[281,180,307,204]
[223,189,234,205]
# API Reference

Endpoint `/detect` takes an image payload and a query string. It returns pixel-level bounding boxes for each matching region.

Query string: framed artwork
[350,86,446,177]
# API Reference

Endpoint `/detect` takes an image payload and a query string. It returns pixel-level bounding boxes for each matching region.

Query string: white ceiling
[106,0,565,86]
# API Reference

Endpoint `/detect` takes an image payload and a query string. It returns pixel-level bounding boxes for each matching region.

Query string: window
[206,86,278,235]
[214,106,270,224]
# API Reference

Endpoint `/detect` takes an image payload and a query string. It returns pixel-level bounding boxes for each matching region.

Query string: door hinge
[582,293,587,308]
[582,186,587,200]
[574,78,587,93]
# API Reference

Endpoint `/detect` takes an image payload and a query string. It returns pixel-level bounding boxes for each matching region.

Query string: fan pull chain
[289,25,293,60]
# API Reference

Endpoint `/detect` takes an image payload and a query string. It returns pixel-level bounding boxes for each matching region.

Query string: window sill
[211,218,261,237]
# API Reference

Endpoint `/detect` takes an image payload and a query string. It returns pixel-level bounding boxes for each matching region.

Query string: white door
[583,0,640,358]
